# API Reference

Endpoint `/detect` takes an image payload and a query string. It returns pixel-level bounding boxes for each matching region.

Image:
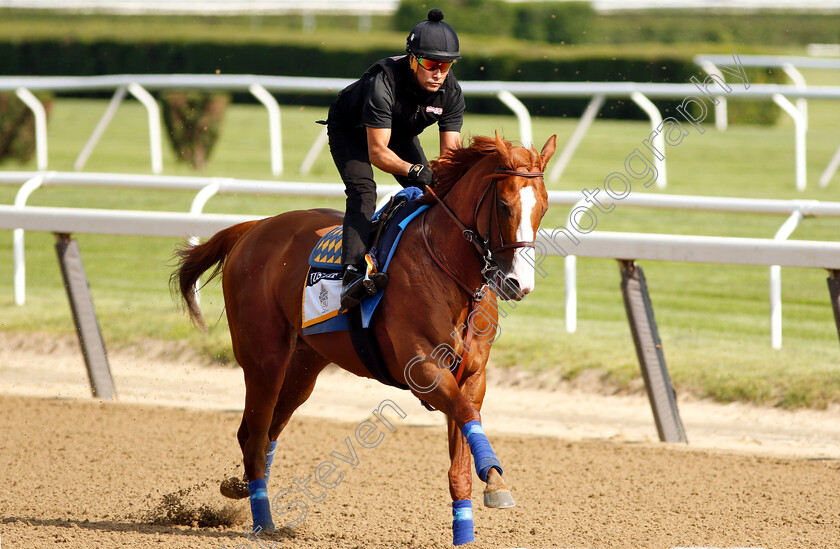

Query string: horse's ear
[540,134,557,168]
[494,131,510,163]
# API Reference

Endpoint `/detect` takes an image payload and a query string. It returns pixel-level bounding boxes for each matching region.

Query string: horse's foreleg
[447,417,475,545]
[410,359,514,546]
[459,370,515,510]
[412,369,508,486]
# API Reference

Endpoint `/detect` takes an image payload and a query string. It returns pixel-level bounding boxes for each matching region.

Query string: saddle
[302,188,430,394]
[308,188,420,272]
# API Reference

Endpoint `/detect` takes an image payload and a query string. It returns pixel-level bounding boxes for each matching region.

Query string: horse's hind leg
[268,341,330,441]
[219,419,254,500]
[221,343,328,501]
[223,306,298,533]
[221,339,329,529]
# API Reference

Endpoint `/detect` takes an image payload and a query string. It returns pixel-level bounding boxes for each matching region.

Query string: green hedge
[0,39,781,123]
[591,10,840,46]
[393,0,596,45]
[0,92,53,164]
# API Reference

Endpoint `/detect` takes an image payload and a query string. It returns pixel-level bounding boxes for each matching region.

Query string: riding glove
[407,163,434,188]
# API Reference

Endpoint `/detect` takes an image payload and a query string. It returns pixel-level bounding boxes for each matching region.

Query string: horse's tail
[170,220,260,330]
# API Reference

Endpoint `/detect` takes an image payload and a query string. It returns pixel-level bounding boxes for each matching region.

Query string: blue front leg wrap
[461,420,502,482]
[452,500,475,546]
[248,478,275,532]
[264,440,277,484]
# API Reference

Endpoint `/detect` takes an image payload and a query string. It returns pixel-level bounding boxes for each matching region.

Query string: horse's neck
[421,163,491,295]
[437,159,492,228]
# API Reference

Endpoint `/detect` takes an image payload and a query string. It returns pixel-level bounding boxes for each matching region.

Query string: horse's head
[480,133,555,301]
[426,133,556,302]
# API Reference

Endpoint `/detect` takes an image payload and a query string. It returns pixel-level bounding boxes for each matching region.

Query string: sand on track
[1,332,839,548]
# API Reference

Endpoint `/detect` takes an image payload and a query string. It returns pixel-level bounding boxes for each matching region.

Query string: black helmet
[406,9,460,60]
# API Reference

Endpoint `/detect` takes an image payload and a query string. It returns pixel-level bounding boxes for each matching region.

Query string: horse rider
[326,8,465,309]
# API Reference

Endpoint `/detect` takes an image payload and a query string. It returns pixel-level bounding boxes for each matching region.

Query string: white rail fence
[0,0,399,14]
[3,74,840,190]
[3,202,840,335]
[3,170,840,348]
[546,192,840,349]
[694,54,840,189]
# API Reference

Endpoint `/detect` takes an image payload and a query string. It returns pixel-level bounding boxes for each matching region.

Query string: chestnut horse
[172,133,555,545]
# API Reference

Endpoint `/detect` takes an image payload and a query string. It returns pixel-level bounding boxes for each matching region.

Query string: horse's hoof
[484,489,515,509]
[220,476,250,500]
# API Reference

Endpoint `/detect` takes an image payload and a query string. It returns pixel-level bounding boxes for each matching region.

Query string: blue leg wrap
[264,440,277,484]
[248,478,275,532]
[461,420,502,482]
[452,500,475,546]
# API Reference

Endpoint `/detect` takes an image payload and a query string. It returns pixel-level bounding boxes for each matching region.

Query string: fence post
[15,87,48,171]
[496,90,532,148]
[548,94,605,183]
[827,270,840,346]
[55,233,116,400]
[127,83,163,175]
[249,83,283,176]
[618,259,686,443]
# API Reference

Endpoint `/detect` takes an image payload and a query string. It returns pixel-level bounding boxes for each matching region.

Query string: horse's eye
[498,200,513,216]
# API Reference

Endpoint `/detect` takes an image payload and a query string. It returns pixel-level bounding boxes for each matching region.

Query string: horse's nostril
[497,276,525,300]
[508,278,521,294]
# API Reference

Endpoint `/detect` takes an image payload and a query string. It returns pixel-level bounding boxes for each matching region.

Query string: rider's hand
[407,163,434,188]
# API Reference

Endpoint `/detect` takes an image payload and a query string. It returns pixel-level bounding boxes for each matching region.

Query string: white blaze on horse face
[510,186,538,295]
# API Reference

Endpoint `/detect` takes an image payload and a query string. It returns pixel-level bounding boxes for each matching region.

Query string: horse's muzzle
[491,272,528,302]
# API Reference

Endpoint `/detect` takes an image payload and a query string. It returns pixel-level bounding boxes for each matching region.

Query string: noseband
[420,165,544,302]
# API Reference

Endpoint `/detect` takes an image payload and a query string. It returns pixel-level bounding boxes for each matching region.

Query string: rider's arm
[367,126,412,176]
[438,78,465,157]
[440,131,461,157]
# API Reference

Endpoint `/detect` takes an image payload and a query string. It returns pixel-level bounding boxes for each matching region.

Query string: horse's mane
[417,135,512,205]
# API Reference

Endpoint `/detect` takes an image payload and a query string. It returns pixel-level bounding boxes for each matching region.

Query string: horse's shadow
[1,516,298,542]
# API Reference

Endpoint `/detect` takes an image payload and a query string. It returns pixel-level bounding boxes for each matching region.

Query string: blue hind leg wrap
[248,478,275,532]
[461,420,502,482]
[264,440,277,484]
[452,500,475,546]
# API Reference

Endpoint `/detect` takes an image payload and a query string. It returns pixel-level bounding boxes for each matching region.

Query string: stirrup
[362,253,388,295]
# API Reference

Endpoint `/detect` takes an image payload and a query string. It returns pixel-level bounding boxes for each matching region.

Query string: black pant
[328,126,428,267]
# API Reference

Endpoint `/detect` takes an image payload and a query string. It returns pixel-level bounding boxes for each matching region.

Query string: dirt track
[1,333,839,548]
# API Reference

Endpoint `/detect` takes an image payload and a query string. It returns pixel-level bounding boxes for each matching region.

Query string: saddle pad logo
[302,269,343,328]
[318,285,329,314]
[426,106,443,115]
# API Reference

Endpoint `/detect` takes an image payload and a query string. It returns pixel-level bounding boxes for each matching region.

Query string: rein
[420,165,544,385]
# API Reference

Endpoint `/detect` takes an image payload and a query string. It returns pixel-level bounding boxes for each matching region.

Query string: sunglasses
[414,56,455,72]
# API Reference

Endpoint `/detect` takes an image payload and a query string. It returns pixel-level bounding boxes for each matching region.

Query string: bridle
[419,165,544,385]
[420,166,544,302]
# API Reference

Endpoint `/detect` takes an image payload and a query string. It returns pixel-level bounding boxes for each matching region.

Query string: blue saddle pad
[302,188,428,335]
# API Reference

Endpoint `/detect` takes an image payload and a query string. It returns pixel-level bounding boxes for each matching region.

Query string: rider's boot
[340,265,367,309]
[340,263,388,309]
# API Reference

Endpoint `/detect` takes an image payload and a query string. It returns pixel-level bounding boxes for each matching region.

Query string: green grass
[1,87,840,408]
